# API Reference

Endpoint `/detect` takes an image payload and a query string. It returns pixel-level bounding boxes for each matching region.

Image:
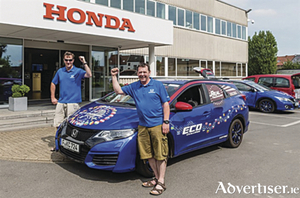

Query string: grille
[66,123,97,141]
[60,144,90,163]
[92,154,119,166]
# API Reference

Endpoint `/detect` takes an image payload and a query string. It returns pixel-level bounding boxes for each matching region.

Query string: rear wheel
[224,119,244,148]
[259,99,275,113]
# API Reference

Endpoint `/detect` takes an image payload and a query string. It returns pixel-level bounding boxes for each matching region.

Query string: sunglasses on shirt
[64,59,74,62]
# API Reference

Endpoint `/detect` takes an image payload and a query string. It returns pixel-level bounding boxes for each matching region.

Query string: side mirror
[175,101,193,111]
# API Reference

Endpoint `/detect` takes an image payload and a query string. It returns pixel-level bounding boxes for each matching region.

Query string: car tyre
[259,99,275,113]
[135,155,154,178]
[224,119,244,148]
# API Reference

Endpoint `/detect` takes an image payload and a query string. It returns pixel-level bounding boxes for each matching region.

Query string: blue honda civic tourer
[55,79,250,177]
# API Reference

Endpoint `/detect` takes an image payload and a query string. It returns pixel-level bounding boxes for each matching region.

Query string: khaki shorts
[138,125,168,161]
[53,103,80,127]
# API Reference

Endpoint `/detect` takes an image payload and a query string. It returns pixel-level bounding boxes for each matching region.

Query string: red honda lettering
[67,8,86,24]
[105,15,120,29]
[119,18,135,32]
[86,11,104,27]
[43,3,67,21]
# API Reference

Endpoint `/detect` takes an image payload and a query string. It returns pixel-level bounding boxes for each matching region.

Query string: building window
[200,60,207,68]
[215,19,220,35]
[168,6,176,25]
[147,0,155,17]
[215,61,220,76]
[0,37,23,105]
[207,61,213,71]
[227,21,232,37]
[207,16,213,33]
[168,58,176,76]
[111,0,121,9]
[221,62,236,76]
[123,0,133,12]
[177,59,199,76]
[156,2,165,19]
[156,56,165,76]
[135,0,145,14]
[232,23,237,38]
[201,15,207,31]
[221,21,226,35]
[186,10,193,28]
[242,26,246,40]
[177,8,184,26]
[237,25,242,39]
[193,12,199,30]
[242,63,246,76]
[95,0,108,6]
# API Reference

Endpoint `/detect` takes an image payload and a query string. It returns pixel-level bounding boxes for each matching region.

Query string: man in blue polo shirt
[50,51,91,150]
[111,63,170,196]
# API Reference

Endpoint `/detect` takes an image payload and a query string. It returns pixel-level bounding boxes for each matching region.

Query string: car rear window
[274,77,289,88]
[292,76,300,88]
[246,77,255,82]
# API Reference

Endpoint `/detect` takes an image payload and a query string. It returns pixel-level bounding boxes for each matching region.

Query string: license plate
[61,139,80,153]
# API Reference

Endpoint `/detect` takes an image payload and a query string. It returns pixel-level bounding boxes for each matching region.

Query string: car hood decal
[67,101,139,130]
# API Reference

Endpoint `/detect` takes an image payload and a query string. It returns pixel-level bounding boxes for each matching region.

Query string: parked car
[242,73,300,100]
[226,80,299,113]
[55,79,250,177]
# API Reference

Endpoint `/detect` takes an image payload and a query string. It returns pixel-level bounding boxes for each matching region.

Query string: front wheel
[135,156,154,178]
[259,99,275,113]
[224,119,244,148]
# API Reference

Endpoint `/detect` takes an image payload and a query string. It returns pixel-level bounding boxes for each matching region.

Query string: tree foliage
[248,31,278,75]
[282,60,300,69]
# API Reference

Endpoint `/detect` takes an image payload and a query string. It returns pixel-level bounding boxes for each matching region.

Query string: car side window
[258,77,273,87]
[233,82,252,91]
[176,85,206,107]
[274,77,289,88]
[205,84,225,103]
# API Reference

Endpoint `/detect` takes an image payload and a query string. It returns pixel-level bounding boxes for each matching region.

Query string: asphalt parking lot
[1,109,300,198]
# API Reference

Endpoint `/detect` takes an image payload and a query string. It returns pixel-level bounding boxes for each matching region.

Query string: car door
[232,82,257,107]
[170,84,214,156]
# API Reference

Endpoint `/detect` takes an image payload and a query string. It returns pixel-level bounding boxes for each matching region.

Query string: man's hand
[162,123,170,134]
[51,97,58,105]
[111,68,119,76]
[79,56,86,63]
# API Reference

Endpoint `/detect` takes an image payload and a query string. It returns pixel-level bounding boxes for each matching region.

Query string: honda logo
[71,129,79,138]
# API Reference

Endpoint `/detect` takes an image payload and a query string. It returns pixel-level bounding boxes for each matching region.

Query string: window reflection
[186,10,192,28]
[123,0,134,12]
[177,59,198,76]
[221,62,236,76]
[95,0,108,6]
[207,16,213,33]
[0,37,23,105]
[135,0,145,14]
[111,0,121,9]
[215,19,220,34]
[147,0,155,16]
[201,15,207,31]
[168,6,176,25]
[193,13,199,30]
[168,58,176,76]
[156,56,165,76]
[178,9,184,26]
[156,2,165,19]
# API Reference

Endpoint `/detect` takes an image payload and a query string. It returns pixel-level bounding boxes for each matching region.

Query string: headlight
[94,129,135,141]
[275,96,292,102]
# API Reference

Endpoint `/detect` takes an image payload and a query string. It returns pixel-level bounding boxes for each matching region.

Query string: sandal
[142,178,158,188]
[150,182,166,196]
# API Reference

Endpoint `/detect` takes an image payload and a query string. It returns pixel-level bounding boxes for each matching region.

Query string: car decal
[171,104,246,136]
[68,105,117,126]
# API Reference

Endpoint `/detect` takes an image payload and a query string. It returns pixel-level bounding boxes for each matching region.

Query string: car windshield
[247,81,272,91]
[98,83,182,105]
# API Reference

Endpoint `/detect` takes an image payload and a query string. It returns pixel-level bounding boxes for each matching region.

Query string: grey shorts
[53,103,80,127]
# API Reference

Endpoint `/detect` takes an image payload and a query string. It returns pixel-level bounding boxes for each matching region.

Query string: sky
[221,0,300,56]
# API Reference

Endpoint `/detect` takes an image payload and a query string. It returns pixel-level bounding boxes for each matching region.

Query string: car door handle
[203,111,210,116]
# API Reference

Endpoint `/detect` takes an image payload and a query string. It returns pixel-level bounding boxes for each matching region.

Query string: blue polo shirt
[52,66,86,103]
[121,78,170,127]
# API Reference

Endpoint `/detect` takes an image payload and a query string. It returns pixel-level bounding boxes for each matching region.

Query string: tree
[282,60,300,69]
[248,31,278,75]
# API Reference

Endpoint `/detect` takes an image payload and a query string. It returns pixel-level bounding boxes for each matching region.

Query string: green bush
[11,84,30,98]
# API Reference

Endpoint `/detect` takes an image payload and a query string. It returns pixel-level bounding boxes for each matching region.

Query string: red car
[243,73,300,100]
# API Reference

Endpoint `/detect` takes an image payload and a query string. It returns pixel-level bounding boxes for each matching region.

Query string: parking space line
[251,120,300,128]
[250,112,300,120]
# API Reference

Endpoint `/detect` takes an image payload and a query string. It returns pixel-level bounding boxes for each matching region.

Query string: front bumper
[55,128,138,173]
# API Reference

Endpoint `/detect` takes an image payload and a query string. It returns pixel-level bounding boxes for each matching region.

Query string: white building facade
[0,0,249,107]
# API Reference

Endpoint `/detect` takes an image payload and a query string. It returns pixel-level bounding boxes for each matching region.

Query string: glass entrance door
[24,48,59,100]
